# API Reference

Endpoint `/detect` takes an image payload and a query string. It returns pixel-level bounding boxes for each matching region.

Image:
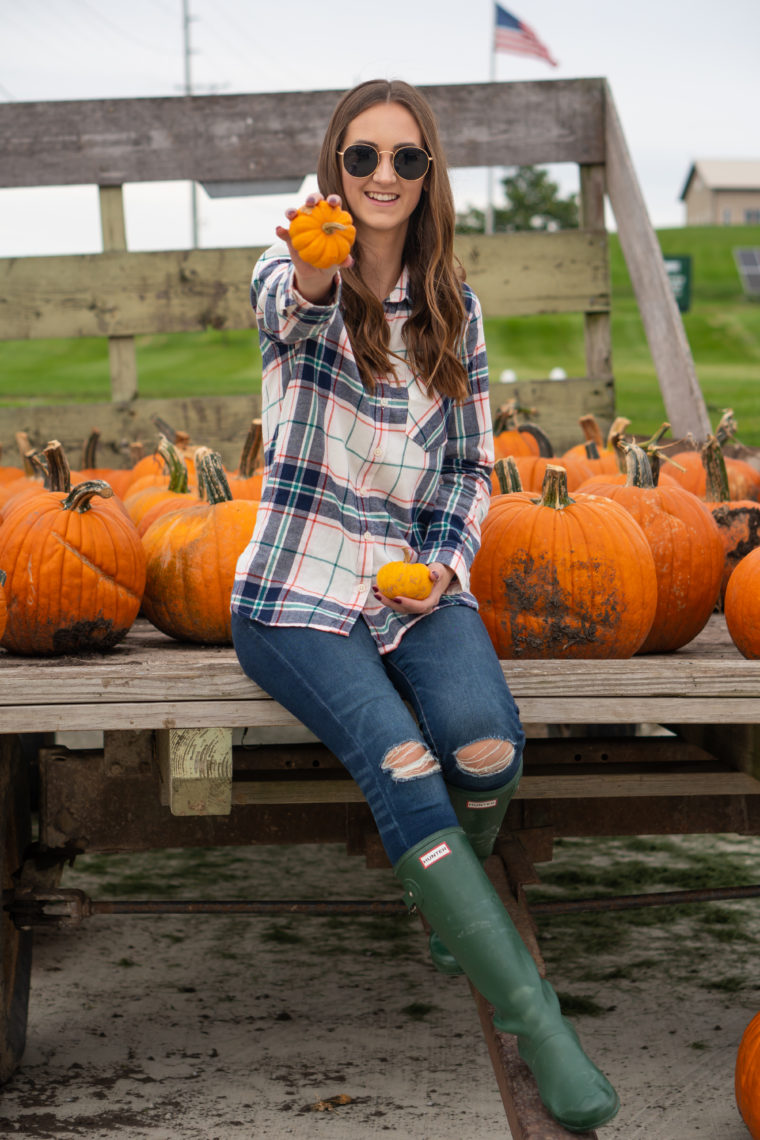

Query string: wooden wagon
[1,79,755,1139]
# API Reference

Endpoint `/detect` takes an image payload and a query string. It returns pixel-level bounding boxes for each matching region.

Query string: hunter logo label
[468,799,498,809]
[419,842,451,868]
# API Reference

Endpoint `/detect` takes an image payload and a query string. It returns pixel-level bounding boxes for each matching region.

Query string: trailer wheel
[0,736,33,1085]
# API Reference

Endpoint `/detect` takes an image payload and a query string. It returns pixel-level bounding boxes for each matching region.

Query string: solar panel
[734,248,760,296]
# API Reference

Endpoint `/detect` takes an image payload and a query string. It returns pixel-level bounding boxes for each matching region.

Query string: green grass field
[2,224,759,442]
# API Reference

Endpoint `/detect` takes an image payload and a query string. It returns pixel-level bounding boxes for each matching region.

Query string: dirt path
[1,835,758,1138]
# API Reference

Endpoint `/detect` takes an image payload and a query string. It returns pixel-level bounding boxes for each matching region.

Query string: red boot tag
[419,842,452,868]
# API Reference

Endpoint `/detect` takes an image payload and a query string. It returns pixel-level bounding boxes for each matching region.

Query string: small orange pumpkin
[289,199,356,268]
[376,561,433,600]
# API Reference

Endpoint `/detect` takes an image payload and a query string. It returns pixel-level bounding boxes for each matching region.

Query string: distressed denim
[231,605,525,864]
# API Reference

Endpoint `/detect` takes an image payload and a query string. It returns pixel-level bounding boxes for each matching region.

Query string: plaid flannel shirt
[231,244,494,653]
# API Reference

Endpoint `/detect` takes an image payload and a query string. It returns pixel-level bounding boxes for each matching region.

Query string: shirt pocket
[405,385,449,453]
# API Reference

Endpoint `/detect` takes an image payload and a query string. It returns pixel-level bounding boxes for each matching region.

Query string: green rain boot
[395,827,619,1133]
[429,759,523,975]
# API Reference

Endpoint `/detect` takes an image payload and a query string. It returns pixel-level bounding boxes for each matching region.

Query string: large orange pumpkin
[582,444,724,654]
[725,548,760,660]
[0,443,146,656]
[736,1010,760,1136]
[471,464,658,658]
[141,448,258,644]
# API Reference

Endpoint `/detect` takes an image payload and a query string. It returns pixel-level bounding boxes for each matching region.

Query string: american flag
[494,4,558,67]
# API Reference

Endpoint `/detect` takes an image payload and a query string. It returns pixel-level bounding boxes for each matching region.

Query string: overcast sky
[0,0,758,257]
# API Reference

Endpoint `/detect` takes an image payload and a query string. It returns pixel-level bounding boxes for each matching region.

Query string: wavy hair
[316,79,469,401]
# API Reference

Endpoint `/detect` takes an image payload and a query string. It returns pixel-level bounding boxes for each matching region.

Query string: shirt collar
[385,265,411,306]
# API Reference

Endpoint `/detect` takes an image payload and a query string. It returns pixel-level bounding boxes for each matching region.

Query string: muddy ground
[1,831,759,1139]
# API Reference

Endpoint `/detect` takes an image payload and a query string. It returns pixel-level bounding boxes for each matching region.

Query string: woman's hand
[372,563,456,615]
[277,192,354,303]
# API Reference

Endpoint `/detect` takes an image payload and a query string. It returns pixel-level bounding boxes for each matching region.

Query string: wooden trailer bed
[2,613,760,1140]
[0,76,753,1137]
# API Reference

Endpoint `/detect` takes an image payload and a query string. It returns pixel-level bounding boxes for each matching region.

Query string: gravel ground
[1,834,758,1139]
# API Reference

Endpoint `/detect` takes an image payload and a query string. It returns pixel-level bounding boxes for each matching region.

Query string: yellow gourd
[376,561,433,600]
[289,199,356,269]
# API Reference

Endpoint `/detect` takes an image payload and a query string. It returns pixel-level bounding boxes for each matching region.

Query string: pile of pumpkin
[471,405,760,660]
[0,420,264,655]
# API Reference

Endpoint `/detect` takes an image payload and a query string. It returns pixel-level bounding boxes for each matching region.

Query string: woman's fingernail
[393,597,402,604]
[430,570,439,581]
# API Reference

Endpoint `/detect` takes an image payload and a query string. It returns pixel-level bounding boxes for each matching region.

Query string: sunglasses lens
[393,147,429,180]
[342,145,378,178]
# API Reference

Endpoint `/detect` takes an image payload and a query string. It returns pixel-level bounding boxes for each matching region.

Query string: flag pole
[486,4,496,235]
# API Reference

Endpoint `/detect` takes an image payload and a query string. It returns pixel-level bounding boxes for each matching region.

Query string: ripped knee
[381,740,440,782]
[455,738,515,778]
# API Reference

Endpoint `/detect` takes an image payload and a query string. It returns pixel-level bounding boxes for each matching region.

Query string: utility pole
[182,0,199,247]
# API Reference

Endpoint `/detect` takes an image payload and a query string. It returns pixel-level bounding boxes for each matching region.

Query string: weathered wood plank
[229,770,760,806]
[0,80,605,190]
[603,82,710,441]
[3,696,760,735]
[0,231,608,342]
[0,394,262,473]
[488,378,614,453]
[579,164,612,383]
[0,378,610,472]
[156,726,232,816]
[99,185,138,401]
[0,618,756,708]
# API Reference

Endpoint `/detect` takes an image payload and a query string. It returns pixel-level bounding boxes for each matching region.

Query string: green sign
[664,255,692,312]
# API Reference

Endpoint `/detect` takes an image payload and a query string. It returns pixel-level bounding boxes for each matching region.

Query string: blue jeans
[231,606,525,865]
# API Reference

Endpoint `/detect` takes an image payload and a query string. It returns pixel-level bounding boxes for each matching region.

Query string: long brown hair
[317,80,469,401]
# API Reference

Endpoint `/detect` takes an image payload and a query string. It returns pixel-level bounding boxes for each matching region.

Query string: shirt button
[373,447,383,458]
[364,531,372,541]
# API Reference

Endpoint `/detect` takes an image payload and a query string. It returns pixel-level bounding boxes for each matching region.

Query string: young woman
[231,78,619,1132]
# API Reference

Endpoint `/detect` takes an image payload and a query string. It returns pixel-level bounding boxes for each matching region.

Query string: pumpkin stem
[129,441,145,467]
[494,456,524,494]
[715,409,738,447]
[42,441,72,494]
[151,414,180,444]
[701,434,730,503]
[195,447,233,504]
[82,428,101,470]
[518,422,554,457]
[25,448,49,485]
[237,419,263,477]
[540,464,574,510]
[157,434,190,494]
[322,221,348,234]
[622,443,655,488]
[0,568,6,589]
[61,479,114,513]
[578,414,604,449]
[607,416,632,472]
[584,439,601,461]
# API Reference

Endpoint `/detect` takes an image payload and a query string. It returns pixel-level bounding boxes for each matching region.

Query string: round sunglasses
[337,144,433,182]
